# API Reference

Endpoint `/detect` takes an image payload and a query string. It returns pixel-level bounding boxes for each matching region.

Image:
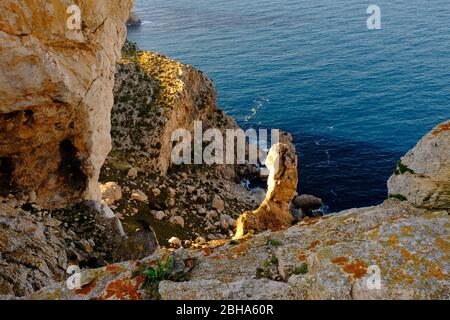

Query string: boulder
[212,195,225,213]
[100,182,122,205]
[169,216,185,228]
[293,194,323,214]
[131,189,148,203]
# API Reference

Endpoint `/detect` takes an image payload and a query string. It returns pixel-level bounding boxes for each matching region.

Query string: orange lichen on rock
[424,261,447,280]
[401,226,414,236]
[400,248,412,261]
[435,238,449,253]
[308,240,321,250]
[228,243,250,256]
[431,121,450,136]
[331,256,349,266]
[75,279,97,296]
[388,235,399,248]
[202,247,213,256]
[100,276,145,300]
[106,265,127,274]
[297,251,307,262]
[343,259,368,279]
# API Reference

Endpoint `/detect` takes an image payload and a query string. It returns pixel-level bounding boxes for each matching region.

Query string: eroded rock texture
[25,200,449,300]
[112,41,239,175]
[0,0,133,208]
[235,141,298,238]
[388,121,450,210]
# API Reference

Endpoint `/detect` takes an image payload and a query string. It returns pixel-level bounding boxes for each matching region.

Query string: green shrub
[293,263,308,275]
[394,160,415,175]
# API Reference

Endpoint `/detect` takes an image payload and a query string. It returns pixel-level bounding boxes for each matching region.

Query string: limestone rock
[0,0,133,208]
[112,45,239,176]
[293,194,323,213]
[100,182,122,205]
[212,195,225,213]
[159,279,302,300]
[219,214,235,230]
[153,211,166,221]
[131,189,148,203]
[235,143,298,238]
[388,121,450,209]
[169,216,185,228]
[127,167,138,178]
[152,188,161,197]
[126,11,142,27]
[25,200,449,300]
[0,202,67,296]
[168,237,182,248]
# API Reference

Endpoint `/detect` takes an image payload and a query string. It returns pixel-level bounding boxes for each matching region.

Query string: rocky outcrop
[112,41,238,175]
[235,142,298,238]
[0,0,133,208]
[102,41,261,244]
[22,118,449,300]
[25,200,449,300]
[127,11,142,27]
[388,121,450,210]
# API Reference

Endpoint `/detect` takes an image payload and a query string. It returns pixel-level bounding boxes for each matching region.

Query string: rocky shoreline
[0,2,448,300]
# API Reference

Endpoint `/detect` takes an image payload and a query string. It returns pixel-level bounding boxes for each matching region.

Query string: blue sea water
[128,0,450,212]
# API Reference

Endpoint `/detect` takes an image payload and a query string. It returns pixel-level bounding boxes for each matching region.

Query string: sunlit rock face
[0,0,133,208]
[235,140,298,239]
[388,121,450,210]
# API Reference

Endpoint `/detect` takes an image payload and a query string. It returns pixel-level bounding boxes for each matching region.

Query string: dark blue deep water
[128,0,450,212]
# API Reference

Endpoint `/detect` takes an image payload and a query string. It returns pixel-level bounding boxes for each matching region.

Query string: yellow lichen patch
[400,248,412,261]
[331,256,349,266]
[343,259,368,279]
[227,243,250,256]
[132,51,185,106]
[401,226,414,236]
[424,261,447,280]
[435,238,450,253]
[368,226,380,240]
[388,235,399,248]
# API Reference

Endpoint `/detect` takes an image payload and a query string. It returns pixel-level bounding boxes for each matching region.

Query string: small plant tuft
[141,256,174,287]
[388,193,408,201]
[266,239,282,247]
[293,263,309,275]
[394,160,415,175]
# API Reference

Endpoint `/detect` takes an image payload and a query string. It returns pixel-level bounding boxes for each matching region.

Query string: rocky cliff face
[0,2,448,300]
[0,0,133,208]
[388,121,450,210]
[24,122,449,300]
[100,41,261,244]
